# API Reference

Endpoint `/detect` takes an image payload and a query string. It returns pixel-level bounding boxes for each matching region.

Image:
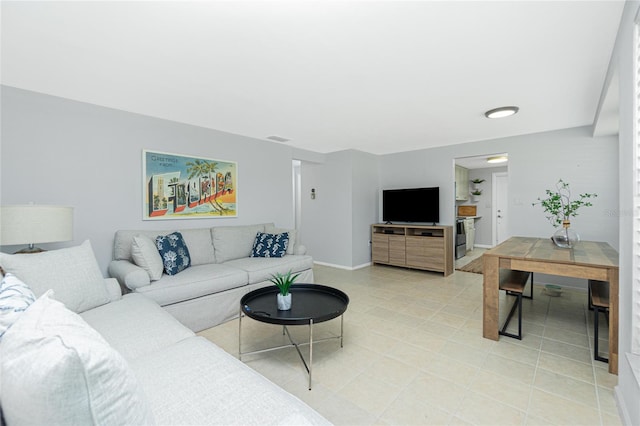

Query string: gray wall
[380,149,458,225]
[1,86,300,273]
[300,151,353,267]
[298,149,379,269]
[350,150,379,267]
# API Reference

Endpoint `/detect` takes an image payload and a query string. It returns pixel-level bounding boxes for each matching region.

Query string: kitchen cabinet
[455,165,469,201]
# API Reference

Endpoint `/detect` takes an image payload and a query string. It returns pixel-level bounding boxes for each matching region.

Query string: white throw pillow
[131,235,164,281]
[0,240,109,313]
[0,291,155,425]
[0,272,36,338]
[265,225,297,255]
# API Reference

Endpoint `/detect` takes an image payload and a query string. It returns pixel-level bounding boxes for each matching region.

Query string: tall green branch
[532,179,597,227]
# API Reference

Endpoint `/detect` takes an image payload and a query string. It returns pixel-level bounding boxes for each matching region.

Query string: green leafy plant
[532,179,597,227]
[470,178,485,184]
[269,269,300,296]
[470,189,482,196]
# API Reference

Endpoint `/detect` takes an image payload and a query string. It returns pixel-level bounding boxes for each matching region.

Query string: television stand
[371,223,453,276]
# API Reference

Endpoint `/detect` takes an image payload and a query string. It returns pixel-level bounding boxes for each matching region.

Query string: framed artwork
[142,150,237,220]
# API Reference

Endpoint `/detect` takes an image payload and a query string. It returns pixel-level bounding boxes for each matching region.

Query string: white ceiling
[0,1,624,155]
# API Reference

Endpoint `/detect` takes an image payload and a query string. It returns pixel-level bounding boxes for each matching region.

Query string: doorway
[454,153,509,252]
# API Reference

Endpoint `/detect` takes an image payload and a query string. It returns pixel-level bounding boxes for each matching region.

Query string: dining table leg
[483,254,500,340]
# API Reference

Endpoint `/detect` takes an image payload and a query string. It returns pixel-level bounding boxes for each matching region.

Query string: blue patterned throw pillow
[0,271,36,338]
[156,232,191,275]
[251,232,289,258]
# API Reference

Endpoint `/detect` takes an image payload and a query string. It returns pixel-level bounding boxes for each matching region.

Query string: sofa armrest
[293,244,307,255]
[104,278,122,301]
[108,260,151,290]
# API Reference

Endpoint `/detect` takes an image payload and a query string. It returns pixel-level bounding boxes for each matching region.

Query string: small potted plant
[469,189,482,202]
[269,269,300,310]
[470,178,485,194]
[532,179,597,248]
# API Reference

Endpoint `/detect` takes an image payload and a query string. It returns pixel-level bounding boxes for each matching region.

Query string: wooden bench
[499,269,533,340]
[589,280,610,363]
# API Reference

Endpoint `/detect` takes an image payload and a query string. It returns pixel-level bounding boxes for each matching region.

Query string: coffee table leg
[309,318,313,390]
[340,314,344,348]
[238,306,242,360]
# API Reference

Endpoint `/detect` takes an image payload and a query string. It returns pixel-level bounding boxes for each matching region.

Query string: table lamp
[0,204,74,253]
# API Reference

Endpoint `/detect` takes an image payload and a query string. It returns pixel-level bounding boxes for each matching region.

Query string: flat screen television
[382,187,439,224]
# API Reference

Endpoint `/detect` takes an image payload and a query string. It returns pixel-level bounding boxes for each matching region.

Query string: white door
[493,172,509,245]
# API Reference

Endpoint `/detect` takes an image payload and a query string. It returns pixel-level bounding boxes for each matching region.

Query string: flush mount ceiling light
[484,106,519,119]
[487,155,508,164]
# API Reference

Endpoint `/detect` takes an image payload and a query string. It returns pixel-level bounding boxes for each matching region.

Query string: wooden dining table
[482,236,619,374]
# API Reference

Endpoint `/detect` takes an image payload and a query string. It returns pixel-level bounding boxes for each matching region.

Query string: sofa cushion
[81,293,193,361]
[0,272,36,338]
[178,228,216,265]
[212,224,267,263]
[0,240,110,313]
[131,336,329,425]
[134,263,248,306]
[251,231,289,258]
[224,255,314,285]
[132,235,164,281]
[265,225,298,255]
[156,232,191,275]
[0,291,155,425]
[113,228,215,265]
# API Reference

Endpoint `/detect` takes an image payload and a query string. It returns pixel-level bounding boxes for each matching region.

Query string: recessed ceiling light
[487,155,508,164]
[484,106,519,119]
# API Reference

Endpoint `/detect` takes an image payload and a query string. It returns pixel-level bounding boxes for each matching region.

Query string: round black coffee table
[239,284,349,390]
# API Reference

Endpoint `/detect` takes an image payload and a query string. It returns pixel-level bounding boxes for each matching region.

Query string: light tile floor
[198,262,621,425]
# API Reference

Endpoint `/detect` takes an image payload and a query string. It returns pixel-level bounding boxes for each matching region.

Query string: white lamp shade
[0,205,73,246]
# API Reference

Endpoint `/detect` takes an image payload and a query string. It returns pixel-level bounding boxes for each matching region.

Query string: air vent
[266,135,290,143]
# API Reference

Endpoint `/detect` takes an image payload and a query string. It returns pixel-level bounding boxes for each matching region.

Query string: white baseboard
[352,262,372,270]
[474,244,492,249]
[615,353,640,426]
[615,384,631,426]
[313,261,372,271]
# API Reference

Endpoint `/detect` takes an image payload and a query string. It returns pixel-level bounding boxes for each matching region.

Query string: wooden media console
[371,224,454,276]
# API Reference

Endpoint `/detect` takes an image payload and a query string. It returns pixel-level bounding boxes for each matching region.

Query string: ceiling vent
[266,135,290,143]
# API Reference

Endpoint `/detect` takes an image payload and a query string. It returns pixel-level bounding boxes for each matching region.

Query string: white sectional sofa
[0,241,329,425]
[108,223,314,331]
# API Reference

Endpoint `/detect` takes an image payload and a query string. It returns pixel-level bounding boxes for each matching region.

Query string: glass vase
[552,220,579,248]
